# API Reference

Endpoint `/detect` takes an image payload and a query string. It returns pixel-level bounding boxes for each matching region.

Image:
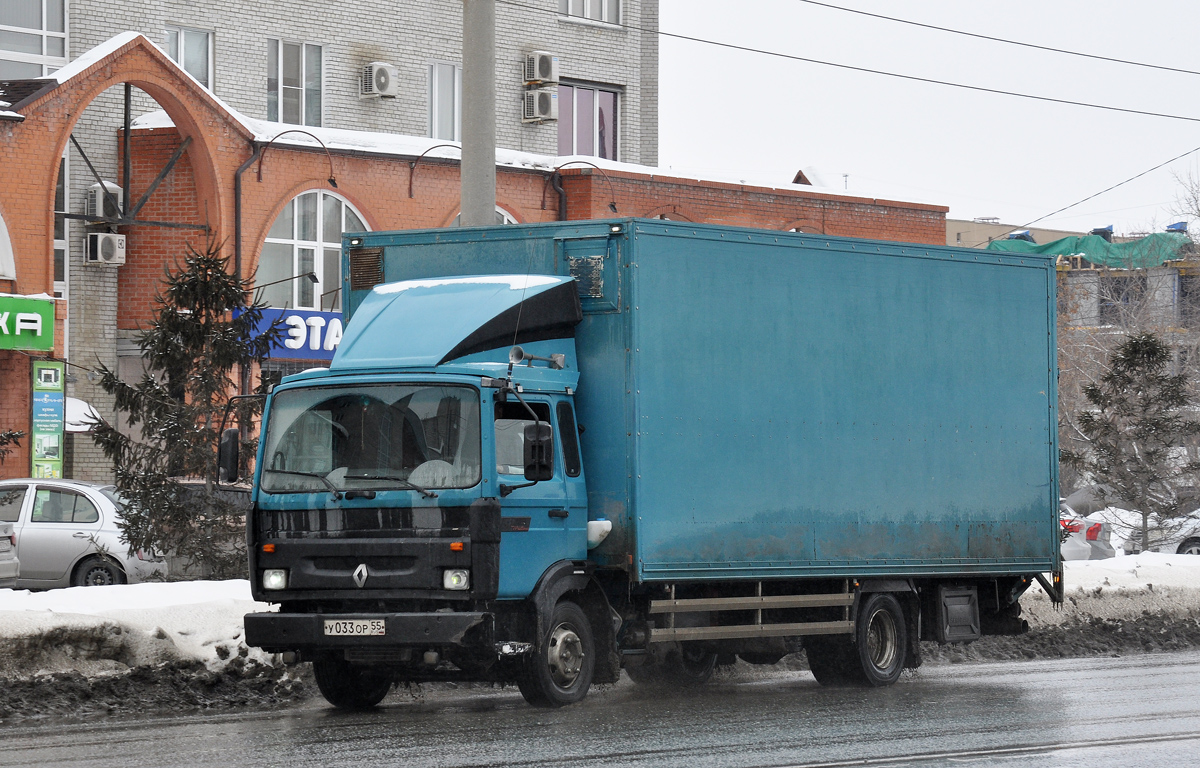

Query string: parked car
[1059,500,1116,560]
[0,479,166,589]
[0,520,18,589]
[1090,506,1200,555]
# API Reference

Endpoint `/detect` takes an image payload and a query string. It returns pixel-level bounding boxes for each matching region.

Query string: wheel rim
[84,566,114,586]
[1183,543,1200,556]
[865,608,898,671]
[546,622,585,688]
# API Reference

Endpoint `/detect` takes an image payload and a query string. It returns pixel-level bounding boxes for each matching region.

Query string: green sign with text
[0,295,54,352]
[30,360,65,479]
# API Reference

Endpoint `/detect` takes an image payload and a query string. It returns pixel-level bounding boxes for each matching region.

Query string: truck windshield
[260,384,481,493]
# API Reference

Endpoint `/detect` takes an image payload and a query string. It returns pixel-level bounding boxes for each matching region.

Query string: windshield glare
[261,384,481,493]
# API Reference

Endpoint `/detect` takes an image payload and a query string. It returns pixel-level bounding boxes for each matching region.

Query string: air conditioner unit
[524,51,559,85]
[86,232,126,265]
[86,181,123,220]
[523,87,558,123]
[360,62,399,98]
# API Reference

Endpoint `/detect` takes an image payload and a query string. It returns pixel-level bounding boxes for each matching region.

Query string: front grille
[258,506,471,538]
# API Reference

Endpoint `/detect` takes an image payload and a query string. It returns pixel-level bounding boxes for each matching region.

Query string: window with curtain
[429,62,461,141]
[167,27,211,89]
[557,83,617,160]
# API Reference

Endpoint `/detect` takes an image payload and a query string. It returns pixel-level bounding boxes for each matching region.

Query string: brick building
[0,32,948,481]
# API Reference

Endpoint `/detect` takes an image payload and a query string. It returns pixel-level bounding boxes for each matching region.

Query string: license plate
[324,619,386,636]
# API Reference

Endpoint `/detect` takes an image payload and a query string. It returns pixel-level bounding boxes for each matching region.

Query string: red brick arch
[0,34,253,305]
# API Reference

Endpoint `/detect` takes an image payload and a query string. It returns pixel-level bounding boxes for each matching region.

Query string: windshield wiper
[262,468,342,499]
[344,473,439,499]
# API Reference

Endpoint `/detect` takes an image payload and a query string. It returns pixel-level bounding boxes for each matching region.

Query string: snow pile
[0,553,1196,681]
[0,580,272,679]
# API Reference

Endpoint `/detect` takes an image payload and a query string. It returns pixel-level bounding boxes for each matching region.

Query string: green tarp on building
[986,231,1191,269]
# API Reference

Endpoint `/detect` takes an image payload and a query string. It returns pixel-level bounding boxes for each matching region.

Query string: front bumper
[244,611,491,652]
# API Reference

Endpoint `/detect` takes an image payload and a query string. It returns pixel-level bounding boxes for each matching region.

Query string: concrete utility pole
[460,0,496,227]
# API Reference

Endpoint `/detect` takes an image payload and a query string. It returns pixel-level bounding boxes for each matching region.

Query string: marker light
[262,543,276,553]
[443,569,470,591]
[263,569,288,590]
[450,542,464,552]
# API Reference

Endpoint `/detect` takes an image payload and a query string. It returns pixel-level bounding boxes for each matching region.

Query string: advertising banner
[30,359,65,478]
[244,308,345,362]
[0,294,54,352]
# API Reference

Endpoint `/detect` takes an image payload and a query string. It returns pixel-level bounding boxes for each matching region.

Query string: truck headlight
[443,569,470,591]
[263,569,288,590]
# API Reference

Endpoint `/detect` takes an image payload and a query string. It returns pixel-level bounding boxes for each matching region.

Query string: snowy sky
[657,0,1200,236]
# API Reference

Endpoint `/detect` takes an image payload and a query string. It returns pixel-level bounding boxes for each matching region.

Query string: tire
[803,635,856,686]
[625,643,717,686]
[312,659,393,710]
[518,600,595,707]
[672,643,717,685]
[1178,538,1200,556]
[853,593,907,687]
[71,556,126,587]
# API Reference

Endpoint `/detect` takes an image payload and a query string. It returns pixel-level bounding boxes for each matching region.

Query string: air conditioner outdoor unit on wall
[86,232,126,265]
[523,88,558,123]
[524,51,559,85]
[86,181,123,220]
[361,62,399,98]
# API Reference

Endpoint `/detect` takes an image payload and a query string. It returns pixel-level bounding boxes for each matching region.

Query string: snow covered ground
[0,553,1196,680]
[0,580,272,678]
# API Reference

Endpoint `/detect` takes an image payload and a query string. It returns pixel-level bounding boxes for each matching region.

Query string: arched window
[258,191,367,311]
[450,207,518,227]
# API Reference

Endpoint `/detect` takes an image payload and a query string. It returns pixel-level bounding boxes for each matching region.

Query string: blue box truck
[232,219,1063,709]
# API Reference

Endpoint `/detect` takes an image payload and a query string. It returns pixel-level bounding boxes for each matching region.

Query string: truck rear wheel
[518,600,595,708]
[853,593,907,687]
[313,659,393,710]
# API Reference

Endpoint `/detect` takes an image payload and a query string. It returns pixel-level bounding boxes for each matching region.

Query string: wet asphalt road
[4,651,1200,768]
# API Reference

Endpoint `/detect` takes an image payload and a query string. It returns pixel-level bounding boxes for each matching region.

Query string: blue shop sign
[252,308,344,361]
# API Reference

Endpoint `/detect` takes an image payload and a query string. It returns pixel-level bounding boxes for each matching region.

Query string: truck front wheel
[518,600,595,708]
[313,659,393,709]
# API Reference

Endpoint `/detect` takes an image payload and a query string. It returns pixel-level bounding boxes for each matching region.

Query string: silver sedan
[0,479,166,589]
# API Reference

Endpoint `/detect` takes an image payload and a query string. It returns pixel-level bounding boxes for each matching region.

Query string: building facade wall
[0,34,949,483]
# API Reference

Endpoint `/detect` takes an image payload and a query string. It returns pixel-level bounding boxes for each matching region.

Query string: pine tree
[90,239,281,577]
[1064,333,1200,552]
[0,429,23,464]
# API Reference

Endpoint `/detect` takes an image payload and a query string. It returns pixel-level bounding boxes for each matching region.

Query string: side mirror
[218,427,240,483]
[523,422,554,481]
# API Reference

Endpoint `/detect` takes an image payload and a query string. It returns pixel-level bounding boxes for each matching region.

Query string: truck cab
[241,275,608,708]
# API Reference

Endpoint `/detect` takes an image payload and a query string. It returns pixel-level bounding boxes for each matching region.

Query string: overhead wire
[497,0,1200,240]
[966,143,1200,247]
[494,0,1200,124]
[794,0,1200,77]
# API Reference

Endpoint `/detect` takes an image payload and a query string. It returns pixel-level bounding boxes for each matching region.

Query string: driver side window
[494,401,552,476]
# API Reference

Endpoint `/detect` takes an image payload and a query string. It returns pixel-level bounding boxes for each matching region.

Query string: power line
[795,0,1200,77]
[968,143,1200,247]
[494,0,1200,124]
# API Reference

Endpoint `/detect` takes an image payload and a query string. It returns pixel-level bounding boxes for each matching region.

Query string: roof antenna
[505,245,540,388]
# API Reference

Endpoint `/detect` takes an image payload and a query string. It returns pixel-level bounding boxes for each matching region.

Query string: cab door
[493,397,569,597]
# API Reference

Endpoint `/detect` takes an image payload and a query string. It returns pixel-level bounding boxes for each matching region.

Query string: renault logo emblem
[353,563,369,588]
